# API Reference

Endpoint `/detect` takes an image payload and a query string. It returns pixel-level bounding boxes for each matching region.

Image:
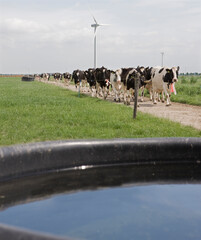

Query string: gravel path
[40,79,201,131]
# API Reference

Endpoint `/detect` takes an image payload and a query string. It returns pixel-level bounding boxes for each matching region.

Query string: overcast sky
[0,0,201,74]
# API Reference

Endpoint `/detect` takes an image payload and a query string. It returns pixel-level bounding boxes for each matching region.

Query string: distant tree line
[180,72,201,76]
[0,74,23,77]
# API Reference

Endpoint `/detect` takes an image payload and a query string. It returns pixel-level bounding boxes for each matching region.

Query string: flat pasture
[168,75,201,106]
[0,77,200,146]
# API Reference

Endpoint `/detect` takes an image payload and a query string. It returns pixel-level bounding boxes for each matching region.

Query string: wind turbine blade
[92,15,98,24]
[99,23,110,26]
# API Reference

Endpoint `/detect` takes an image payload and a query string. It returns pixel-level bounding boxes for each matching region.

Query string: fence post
[78,80,81,97]
[133,78,139,119]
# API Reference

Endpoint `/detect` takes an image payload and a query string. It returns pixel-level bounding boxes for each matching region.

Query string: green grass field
[0,77,200,146]
[171,75,201,106]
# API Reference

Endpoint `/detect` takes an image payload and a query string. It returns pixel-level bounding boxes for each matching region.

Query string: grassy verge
[171,75,201,106]
[0,77,200,146]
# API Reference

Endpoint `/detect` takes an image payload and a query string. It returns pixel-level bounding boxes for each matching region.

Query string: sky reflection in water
[0,184,201,240]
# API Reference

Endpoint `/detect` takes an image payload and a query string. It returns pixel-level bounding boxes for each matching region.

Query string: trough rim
[0,137,201,182]
[0,137,201,240]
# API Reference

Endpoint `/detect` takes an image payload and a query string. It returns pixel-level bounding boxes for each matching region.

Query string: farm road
[40,80,201,131]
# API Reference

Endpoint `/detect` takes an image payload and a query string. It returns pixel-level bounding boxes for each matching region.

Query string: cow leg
[117,83,122,102]
[123,86,127,105]
[99,88,103,97]
[80,81,82,92]
[81,81,83,92]
[105,87,109,100]
[166,93,171,106]
[92,86,96,97]
[84,80,88,92]
[77,82,80,91]
[130,89,134,102]
[117,90,121,102]
[157,93,161,102]
[149,90,153,101]
[87,82,90,92]
[163,85,171,106]
[103,87,106,100]
[114,89,117,102]
[163,83,171,106]
[112,84,118,102]
[162,91,165,103]
[153,89,157,104]
[96,83,100,97]
[110,87,115,99]
[101,88,104,97]
[89,86,92,96]
[140,86,144,102]
[82,80,86,92]
[96,83,101,97]
[103,87,107,100]
[95,83,99,97]
[126,90,131,105]
[165,88,171,106]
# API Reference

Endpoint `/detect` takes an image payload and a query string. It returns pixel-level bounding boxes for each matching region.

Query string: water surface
[0,184,201,240]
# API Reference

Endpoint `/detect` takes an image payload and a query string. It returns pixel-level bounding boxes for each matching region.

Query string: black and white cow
[47,73,50,81]
[39,73,50,81]
[114,68,137,105]
[53,72,62,82]
[115,67,151,105]
[124,68,144,105]
[151,66,179,106]
[34,74,40,80]
[63,72,71,86]
[72,70,88,92]
[94,66,111,99]
[136,66,153,102]
[109,70,124,102]
[85,68,96,96]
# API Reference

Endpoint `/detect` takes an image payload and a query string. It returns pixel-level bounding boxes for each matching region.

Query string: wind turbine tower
[161,52,164,67]
[91,16,108,68]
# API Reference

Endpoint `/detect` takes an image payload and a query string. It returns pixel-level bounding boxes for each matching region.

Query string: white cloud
[0,16,92,47]
[1,18,48,34]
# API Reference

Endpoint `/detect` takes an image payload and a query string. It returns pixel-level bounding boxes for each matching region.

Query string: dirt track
[40,80,201,131]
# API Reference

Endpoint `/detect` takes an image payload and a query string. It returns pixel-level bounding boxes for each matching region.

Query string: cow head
[88,69,95,79]
[115,69,122,82]
[136,66,145,75]
[164,66,180,83]
[126,69,142,89]
[143,67,153,80]
[84,70,89,79]
[95,67,110,83]
[86,69,96,86]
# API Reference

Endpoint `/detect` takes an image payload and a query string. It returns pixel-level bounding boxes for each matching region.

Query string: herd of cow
[36,65,180,106]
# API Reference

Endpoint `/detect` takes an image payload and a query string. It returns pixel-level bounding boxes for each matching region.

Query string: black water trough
[0,138,201,240]
[21,75,35,81]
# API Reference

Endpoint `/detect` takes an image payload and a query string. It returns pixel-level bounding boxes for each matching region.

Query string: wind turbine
[91,16,108,68]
